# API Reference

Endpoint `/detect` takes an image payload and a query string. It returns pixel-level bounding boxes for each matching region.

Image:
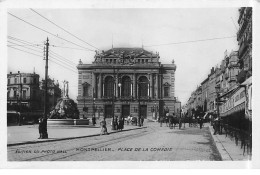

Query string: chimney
[18,71,20,74]
[10,72,12,74]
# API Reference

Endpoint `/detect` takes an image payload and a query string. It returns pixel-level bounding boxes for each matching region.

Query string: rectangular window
[33,78,37,84]
[13,91,17,98]
[8,79,10,85]
[23,78,26,83]
[83,86,88,97]
[14,78,17,84]
[146,59,148,63]
[23,90,26,98]
[164,87,170,97]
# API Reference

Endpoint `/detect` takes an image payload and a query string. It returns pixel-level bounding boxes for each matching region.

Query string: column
[149,75,152,98]
[133,74,136,98]
[131,83,133,97]
[98,73,102,98]
[92,73,96,97]
[148,84,150,97]
[115,75,118,98]
[155,73,158,99]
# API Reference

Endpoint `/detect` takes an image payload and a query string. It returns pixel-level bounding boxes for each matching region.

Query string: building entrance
[122,105,130,118]
[105,105,113,118]
[140,105,147,118]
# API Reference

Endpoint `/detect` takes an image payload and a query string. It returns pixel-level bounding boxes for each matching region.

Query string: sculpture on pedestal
[49,80,79,119]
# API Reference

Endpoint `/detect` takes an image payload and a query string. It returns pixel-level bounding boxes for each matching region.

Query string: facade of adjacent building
[77,47,177,119]
[237,7,252,83]
[201,77,209,112]
[7,71,41,111]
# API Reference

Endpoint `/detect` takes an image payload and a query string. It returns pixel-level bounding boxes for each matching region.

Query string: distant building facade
[77,47,177,119]
[7,71,41,111]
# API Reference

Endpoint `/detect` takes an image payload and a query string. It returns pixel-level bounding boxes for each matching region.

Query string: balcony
[119,96,134,101]
[229,76,237,82]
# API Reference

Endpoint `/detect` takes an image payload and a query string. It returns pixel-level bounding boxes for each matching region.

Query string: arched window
[122,76,131,97]
[104,76,114,97]
[138,76,149,97]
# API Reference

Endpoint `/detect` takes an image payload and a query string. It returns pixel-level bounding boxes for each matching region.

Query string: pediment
[163,82,171,86]
[82,82,90,86]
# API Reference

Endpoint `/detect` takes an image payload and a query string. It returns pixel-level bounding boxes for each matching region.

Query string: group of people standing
[112,116,125,131]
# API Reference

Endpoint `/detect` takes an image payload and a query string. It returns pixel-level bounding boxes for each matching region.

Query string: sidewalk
[206,123,251,161]
[7,118,146,146]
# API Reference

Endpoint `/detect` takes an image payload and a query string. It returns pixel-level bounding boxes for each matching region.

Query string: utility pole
[19,71,22,126]
[43,37,49,139]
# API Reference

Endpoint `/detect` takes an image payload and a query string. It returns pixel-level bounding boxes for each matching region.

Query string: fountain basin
[47,119,89,126]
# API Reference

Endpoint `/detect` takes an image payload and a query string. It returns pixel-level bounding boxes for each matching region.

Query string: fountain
[48,80,89,125]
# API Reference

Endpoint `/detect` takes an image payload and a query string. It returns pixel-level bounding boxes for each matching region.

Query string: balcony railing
[7,96,31,100]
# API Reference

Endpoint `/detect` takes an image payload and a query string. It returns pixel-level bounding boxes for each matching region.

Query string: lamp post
[118,82,122,98]
[137,80,141,127]
[111,66,116,130]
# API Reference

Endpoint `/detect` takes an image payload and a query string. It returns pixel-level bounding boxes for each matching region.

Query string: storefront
[219,79,251,132]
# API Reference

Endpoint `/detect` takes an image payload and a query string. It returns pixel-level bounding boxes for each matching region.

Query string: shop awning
[220,102,245,117]
[241,77,252,86]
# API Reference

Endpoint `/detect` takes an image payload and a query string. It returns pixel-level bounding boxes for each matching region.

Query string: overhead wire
[8,35,43,45]
[7,40,44,53]
[50,45,92,51]
[49,50,77,66]
[49,59,78,74]
[49,55,77,69]
[30,8,99,51]
[8,12,95,52]
[7,45,43,58]
[144,36,236,47]
[7,41,78,74]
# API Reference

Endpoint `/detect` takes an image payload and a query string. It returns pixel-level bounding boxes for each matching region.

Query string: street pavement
[208,124,251,161]
[7,120,251,161]
[7,118,142,146]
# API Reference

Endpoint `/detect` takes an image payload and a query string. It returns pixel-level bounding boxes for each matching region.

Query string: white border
[1,0,260,169]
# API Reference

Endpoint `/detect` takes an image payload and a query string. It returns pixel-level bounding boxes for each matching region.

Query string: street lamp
[118,82,122,98]
[111,66,116,130]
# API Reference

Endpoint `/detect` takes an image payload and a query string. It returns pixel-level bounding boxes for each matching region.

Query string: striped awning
[220,102,245,117]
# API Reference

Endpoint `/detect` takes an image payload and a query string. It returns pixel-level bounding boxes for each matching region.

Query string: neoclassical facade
[77,48,176,119]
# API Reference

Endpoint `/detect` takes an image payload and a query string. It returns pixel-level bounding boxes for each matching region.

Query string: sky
[7,8,239,104]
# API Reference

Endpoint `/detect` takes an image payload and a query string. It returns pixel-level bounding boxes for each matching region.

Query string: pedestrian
[41,117,48,139]
[92,115,96,126]
[213,118,220,135]
[178,116,182,129]
[127,115,131,125]
[100,117,108,135]
[138,115,141,127]
[118,116,124,131]
[38,117,43,139]
[114,116,118,130]
[169,114,174,129]
[159,116,163,127]
[198,117,203,129]
[140,115,144,126]
[165,113,169,127]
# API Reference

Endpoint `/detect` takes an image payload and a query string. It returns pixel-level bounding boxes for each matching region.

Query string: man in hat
[213,118,220,135]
